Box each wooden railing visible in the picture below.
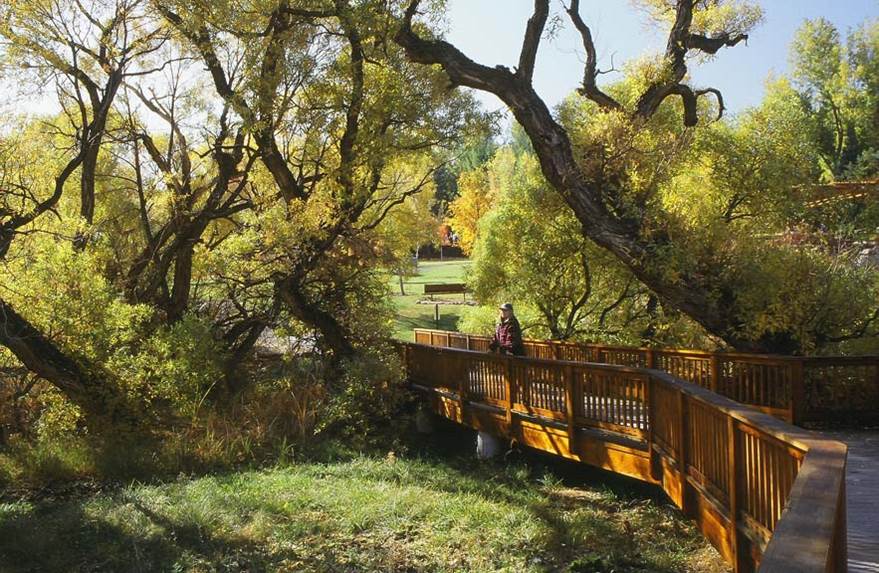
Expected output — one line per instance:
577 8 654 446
413 329 879 426
402 342 848 573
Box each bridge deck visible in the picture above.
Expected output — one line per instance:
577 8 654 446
826 430 879 573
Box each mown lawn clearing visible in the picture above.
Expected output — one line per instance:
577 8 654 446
390 259 472 340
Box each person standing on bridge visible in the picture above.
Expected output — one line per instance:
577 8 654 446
489 303 525 356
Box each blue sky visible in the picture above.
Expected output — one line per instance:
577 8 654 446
445 0 879 118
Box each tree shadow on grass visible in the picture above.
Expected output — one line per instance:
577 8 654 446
0 493 314 573
394 312 460 334
0 500 180 573
0 488 450 573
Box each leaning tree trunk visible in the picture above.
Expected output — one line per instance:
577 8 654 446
277 278 357 363
0 298 135 427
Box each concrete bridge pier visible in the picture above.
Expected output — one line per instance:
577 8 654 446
476 431 504 460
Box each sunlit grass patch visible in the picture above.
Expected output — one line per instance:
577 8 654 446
0 452 727 572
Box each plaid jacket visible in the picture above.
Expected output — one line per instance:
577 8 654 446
492 316 525 356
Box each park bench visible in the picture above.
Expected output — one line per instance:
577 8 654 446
423 283 468 299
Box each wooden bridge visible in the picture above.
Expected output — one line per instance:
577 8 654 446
401 331 854 573
414 329 879 427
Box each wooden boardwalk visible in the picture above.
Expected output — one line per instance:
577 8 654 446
826 430 879 573
404 342 849 572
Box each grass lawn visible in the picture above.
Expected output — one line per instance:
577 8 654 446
0 428 726 573
390 259 473 341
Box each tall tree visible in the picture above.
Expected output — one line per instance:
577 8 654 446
0 0 169 244
791 18 879 180
157 0 483 365
0 0 166 420
392 0 857 352
0 0 482 419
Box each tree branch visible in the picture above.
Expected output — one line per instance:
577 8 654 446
516 0 549 82
397 0 519 94
634 0 745 124
565 0 622 111
686 31 748 54
158 5 307 202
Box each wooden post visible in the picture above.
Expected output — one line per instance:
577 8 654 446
505 355 514 426
456 352 466 424
833 472 848 573
790 359 806 425
564 363 576 458
727 415 742 572
710 354 720 393
646 376 659 480
645 348 655 369
677 389 690 515
465 333 471 351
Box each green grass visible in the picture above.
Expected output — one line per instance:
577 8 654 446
390 259 473 340
0 432 726 573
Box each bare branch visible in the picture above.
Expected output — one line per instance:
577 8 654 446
696 87 725 120
397 0 518 94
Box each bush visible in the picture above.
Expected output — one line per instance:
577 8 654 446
319 346 412 450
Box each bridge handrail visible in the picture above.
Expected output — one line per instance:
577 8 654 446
401 342 847 572
412 328 879 426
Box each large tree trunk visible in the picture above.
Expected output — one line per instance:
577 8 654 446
501 98 752 348
167 240 197 323
79 142 100 225
73 70 122 250
72 142 101 251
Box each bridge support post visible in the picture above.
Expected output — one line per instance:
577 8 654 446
476 431 503 460
415 406 435 434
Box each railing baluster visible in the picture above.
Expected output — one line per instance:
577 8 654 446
727 416 741 571
456 351 465 423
